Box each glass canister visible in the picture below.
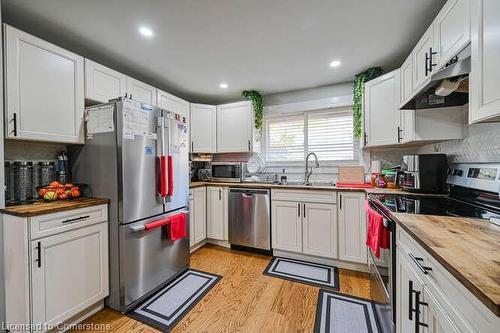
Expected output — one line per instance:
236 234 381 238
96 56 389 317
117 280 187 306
38 161 55 186
13 161 34 202
382 169 399 189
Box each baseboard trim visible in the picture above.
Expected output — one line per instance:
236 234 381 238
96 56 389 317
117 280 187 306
55 300 104 331
273 250 369 273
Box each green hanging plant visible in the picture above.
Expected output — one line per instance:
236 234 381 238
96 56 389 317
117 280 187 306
353 67 383 139
241 90 263 132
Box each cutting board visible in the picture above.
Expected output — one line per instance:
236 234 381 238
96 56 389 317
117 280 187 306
338 166 365 184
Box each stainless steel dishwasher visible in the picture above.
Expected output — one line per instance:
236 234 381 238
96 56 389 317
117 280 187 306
228 188 271 250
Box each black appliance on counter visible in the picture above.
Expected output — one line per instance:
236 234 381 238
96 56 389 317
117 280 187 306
367 162 500 333
399 154 449 193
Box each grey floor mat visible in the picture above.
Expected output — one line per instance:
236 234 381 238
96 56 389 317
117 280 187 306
263 256 339 290
129 269 221 332
314 290 382 333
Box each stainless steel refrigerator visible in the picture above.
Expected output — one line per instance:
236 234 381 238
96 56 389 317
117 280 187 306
70 98 190 312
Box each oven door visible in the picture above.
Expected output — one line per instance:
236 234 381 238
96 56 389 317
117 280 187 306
369 247 393 333
211 162 242 182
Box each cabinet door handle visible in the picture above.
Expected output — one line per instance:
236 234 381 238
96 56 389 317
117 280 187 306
303 203 306 218
429 47 437 73
414 291 429 332
12 113 17 137
298 203 301 217
408 280 414 320
339 194 342 210
248 140 251 151
218 188 221 200
425 52 430 77
191 141 194 152
35 241 41 268
397 126 402 143
364 132 368 146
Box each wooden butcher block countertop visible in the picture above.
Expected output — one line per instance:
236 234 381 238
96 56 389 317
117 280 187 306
1 197 110 217
393 213 500 316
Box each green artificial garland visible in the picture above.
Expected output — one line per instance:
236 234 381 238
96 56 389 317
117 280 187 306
353 67 383 139
241 90 263 132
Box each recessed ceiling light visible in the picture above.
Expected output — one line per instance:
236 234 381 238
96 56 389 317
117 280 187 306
329 60 341 68
139 26 153 37
219 82 228 89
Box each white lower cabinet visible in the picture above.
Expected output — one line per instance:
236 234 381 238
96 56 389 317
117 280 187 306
31 223 109 327
271 200 303 253
189 187 207 248
3 204 109 332
271 190 337 259
396 250 426 333
302 203 337 258
207 186 228 240
397 225 498 333
338 192 367 264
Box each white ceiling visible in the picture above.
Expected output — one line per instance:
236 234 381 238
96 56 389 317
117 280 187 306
1 0 446 103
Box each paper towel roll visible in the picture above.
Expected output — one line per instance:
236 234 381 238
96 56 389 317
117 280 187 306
372 161 381 173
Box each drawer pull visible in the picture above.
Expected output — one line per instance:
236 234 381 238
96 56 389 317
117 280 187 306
62 215 90 224
409 253 432 275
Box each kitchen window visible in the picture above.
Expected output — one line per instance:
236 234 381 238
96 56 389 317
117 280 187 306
263 107 358 163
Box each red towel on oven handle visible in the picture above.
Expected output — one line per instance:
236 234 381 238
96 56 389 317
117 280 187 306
365 201 389 258
169 212 187 241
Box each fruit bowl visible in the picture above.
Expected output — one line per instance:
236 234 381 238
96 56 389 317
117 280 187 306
36 182 86 202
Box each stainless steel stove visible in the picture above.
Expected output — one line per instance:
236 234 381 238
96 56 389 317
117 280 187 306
367 162 500 333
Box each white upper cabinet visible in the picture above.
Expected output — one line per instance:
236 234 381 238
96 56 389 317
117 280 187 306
364 69 401 146
216 101 253 153
400 54 413 108
125 77 157 106
469 0 500 123
433 0 471 69
412 25 437 93
190 103 217 153
4 24 85 143
84 59 126 103
338 192 367 264
157 89 189 118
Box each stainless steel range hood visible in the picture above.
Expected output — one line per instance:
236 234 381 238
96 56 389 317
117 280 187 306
400 47 470 110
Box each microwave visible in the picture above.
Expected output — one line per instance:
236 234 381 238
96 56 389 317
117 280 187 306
211 162 245 182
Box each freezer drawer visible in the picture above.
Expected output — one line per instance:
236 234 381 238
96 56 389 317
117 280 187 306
228 188 270 250
120 209 189 310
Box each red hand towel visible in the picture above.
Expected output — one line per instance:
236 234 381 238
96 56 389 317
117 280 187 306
365 201 389 258
169 213 187 241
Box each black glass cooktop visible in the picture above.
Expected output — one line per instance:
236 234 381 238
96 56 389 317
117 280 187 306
371 193 500 220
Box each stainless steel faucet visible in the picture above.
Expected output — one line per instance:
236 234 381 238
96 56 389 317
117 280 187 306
304 152 319 185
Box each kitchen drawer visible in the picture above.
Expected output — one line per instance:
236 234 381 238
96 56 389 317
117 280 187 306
271 189 336 204
30 204 108 240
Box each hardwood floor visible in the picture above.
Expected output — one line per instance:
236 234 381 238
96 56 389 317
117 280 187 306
72 244 371 333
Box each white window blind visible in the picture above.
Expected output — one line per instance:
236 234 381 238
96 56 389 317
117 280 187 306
307 111 354 161
263 108 357 163
265 115 304 162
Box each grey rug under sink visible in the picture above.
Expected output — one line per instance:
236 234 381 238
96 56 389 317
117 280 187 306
263 256 339 290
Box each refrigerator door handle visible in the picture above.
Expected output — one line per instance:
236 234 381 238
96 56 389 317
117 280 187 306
157 114 169 199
